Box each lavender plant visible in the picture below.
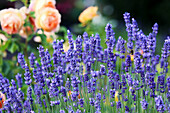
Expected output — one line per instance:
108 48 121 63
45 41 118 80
0 12 170 113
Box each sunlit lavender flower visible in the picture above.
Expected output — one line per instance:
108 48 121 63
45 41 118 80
34 84 42 106
158 75 165 93
166 77 170 102
11 79 17 93
147 33 156 56
125 55 131 72
116 101 121 109
45 49 52 69
155 96 165 112
67 30 74 51
83 32 89 42
3 99 12 112
79 98 84 107
71 75 80 92
76 35 83 57
60 110 65 113
115 36 122 52
24 100 31 112
15 73 22 88
123 12 130 27
119 38 126 59
43 99 47 109
18 53 25 69
134 52 142 73
124 12 133 51
132 18 139 41
125 106 130 113
100 65 106 75
89 98 95 106
152 23 158 37
140 99 148 110
17 88 24 102
29 53 36 68
105 23 115 40
38 45 45 58
95 33 102 52
60 86 66 97
110 89 116 98
1 78 10 98
50 100 60 106
27 86 33 105
24 64 32 85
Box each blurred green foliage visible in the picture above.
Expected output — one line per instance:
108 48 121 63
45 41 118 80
97 0 170 34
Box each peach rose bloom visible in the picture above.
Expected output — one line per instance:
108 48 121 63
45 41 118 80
0 8 26 34
0 92 6 108
35 7 61 32
78 6 98 25
29 0 56 12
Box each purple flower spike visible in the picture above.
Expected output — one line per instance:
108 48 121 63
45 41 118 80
17 53 25 69
132 18 139 41
155 96 166 112
140 99 148 110
15 73 22 88
116 101 121 109
123 12 131 26
28 53 36 68
125 55 132 72
100 65 106 75
152 23 158 37
105 23 115 40
24 64 32 85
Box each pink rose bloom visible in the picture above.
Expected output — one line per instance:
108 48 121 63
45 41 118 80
35 7 61 32
0 8 26 34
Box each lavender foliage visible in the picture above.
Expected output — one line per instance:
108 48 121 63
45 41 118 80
0 12 169 113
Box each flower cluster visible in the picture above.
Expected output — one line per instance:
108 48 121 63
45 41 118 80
0 0 61 36
0 12 170 113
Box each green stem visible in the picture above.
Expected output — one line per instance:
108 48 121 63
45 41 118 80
0 53 2 73
0 37 4 73
23 0 28 8
24 38 30 67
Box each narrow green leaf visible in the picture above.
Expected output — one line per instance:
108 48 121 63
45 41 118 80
8 42 19 53
27 34 35 41
1 39 11 51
